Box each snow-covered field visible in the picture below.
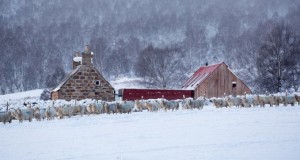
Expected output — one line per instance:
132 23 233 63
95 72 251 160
1 89 300 160
0 89 44 110
1 105 300 160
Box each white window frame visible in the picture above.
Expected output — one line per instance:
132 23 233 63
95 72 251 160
95 80 101 86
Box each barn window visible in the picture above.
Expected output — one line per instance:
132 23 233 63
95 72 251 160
95 80 100 86
232 81 237 88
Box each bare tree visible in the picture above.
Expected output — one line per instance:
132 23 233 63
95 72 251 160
256 22 300 93
135 45 187 89
90 36 110 74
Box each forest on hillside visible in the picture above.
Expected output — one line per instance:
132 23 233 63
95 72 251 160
0 0 300 94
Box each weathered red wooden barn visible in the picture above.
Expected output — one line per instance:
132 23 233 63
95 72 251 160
182 62 252 98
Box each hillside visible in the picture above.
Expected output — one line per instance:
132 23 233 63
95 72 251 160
0 0 299 94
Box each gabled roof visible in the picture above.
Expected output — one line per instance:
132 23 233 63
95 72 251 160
52 65 113 92
182 62 224 90
52 65 82 92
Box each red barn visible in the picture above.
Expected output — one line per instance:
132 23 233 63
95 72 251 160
182 62 252 98
118 88 194 101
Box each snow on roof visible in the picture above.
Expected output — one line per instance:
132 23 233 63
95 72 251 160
73 56 82 62
182 62 223 89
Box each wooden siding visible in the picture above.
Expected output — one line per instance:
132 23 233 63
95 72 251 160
194 63 251 98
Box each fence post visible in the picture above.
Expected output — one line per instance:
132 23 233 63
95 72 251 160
6 102 9 111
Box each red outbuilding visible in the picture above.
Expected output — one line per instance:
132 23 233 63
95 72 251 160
182 62 252 98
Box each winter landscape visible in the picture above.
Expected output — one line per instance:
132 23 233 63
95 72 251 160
1 0 300 160
1 0 300 93
1 90 300 160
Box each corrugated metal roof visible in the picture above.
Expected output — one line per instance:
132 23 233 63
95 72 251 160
182 62 223 89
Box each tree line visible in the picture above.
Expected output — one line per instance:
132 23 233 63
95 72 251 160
0 0 299 94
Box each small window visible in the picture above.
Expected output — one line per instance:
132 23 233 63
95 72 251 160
232 81 237 88
95 80 100 86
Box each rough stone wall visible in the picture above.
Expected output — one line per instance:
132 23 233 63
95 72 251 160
54 65 114 101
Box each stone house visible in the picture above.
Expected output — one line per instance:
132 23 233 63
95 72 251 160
51 45 115 101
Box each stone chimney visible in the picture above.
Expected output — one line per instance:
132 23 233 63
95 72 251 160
85 44 91 53
82 45 93 65
72 51 82 69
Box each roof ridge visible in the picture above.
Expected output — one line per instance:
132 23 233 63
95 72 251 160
182 62 223 89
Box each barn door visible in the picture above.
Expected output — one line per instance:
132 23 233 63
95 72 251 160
232 81 237 97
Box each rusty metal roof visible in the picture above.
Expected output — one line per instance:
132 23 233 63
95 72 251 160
182 62 223 90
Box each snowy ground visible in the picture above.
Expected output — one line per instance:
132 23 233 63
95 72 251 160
0 89 43 110
1 105 300 160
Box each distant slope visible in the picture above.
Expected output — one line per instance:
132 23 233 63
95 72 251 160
0 89 43 109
